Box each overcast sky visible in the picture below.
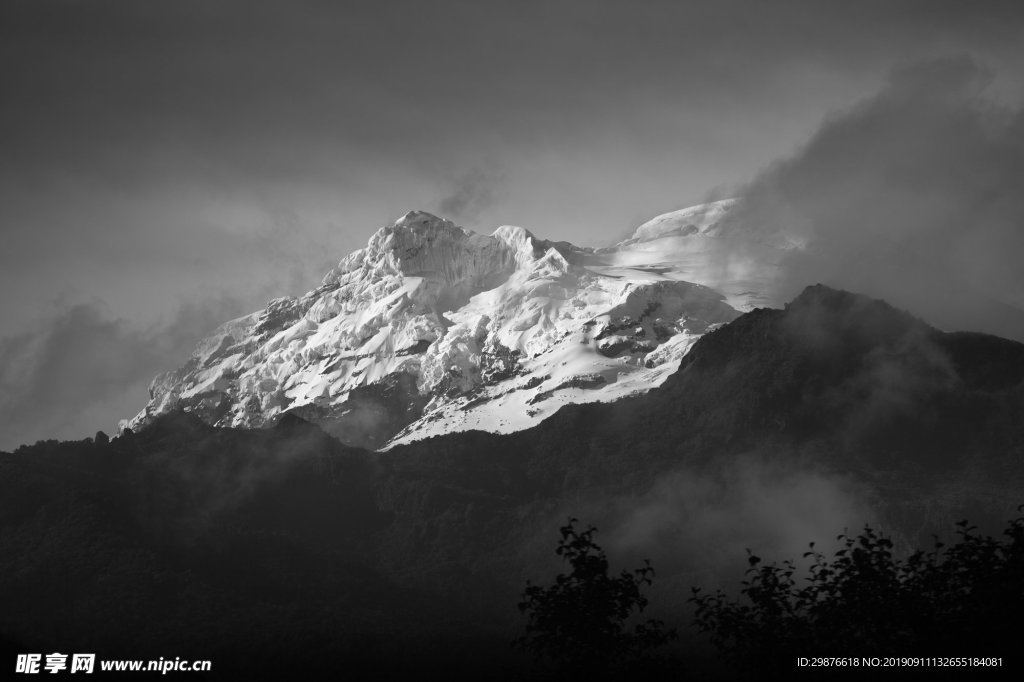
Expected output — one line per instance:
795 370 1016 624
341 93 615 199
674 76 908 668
2 0 1023 449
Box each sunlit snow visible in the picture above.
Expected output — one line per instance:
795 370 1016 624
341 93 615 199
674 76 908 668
125 201 793 449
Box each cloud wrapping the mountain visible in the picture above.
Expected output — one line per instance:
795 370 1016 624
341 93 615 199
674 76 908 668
732 56 1024 339
0 298 242 450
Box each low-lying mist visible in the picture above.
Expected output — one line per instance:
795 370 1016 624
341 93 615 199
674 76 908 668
524 453 877 612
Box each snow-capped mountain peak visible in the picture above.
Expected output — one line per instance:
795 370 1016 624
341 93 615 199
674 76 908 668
125 203 785 449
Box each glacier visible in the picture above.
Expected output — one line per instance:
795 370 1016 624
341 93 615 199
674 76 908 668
125 200 789 449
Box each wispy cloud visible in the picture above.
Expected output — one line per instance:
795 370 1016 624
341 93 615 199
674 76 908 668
436 166 505 225
0 298 242 450
731 56 1024 339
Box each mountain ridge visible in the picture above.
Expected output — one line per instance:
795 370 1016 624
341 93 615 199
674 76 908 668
125 202 775 449
6 284 1024 679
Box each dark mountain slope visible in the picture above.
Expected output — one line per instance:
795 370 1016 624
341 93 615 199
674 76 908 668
371 286 1024 632
390 284 1024 515
3 285 1024 679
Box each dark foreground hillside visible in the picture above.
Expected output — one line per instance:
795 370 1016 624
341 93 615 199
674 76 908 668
3 286 1024 679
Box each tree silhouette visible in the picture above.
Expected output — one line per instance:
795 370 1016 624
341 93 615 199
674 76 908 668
690 509 1024 674
515 518 676 677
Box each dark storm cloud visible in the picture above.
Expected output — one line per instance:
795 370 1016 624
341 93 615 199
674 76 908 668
730 56 1024 339
0 298 243 451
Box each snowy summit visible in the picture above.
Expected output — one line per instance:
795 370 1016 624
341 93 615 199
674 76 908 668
125 200 789 449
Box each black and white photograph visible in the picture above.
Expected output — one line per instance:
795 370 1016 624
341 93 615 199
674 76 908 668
3 1 1024 679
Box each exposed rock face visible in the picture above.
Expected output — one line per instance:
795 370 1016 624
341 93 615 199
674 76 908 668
126 204 775 448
